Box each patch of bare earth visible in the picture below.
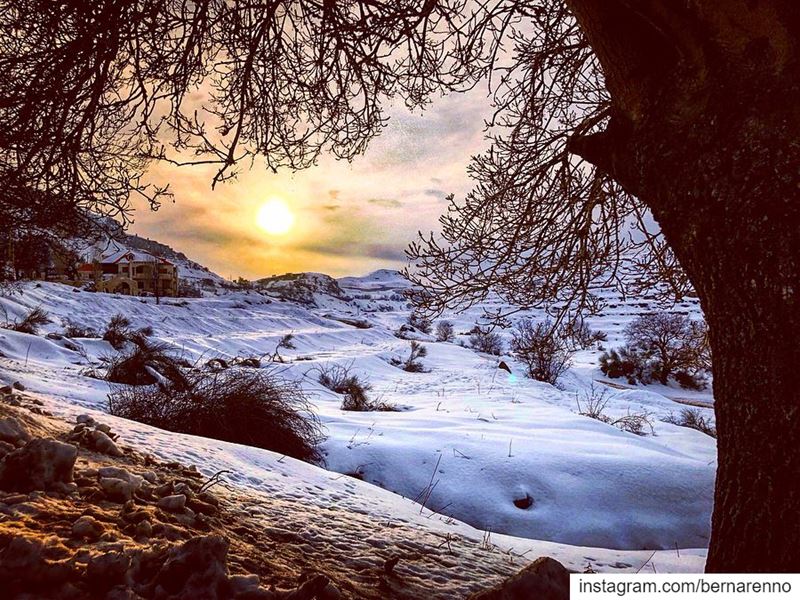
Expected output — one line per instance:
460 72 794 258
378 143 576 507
0 387 568 599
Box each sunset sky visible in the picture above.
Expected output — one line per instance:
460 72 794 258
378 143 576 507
132 88 492 280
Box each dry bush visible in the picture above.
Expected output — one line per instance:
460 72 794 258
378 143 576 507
575 384 612 422
563 317 606 350
106 341 189 389
407 312 432 334
109 367 324 462
317 363 371 402
576 384 654 436
510 319 572 384
435 320 455 342
102 313 153 350
390 341 428 373
3 306 51 335
663 408 717 438
468 327 504 355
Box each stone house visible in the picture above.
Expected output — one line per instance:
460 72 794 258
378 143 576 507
78 249 178 297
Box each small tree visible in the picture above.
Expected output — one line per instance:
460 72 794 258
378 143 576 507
622 312 710 388
391 341 428 373
435 320 455 342
510 319 573 385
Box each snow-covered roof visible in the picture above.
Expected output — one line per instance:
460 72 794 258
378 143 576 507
100 249 173 265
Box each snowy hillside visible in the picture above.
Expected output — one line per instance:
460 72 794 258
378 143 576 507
0 271 714 573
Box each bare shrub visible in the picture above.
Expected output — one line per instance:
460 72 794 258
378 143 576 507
510 319 572 384
435 320 455 342
599 347 642 385
576 385 654 436
106 341 189 388
407 312 432 334
317 363 371 402
278 333 296 349
575 384 611 422
108 368 324 462
391 341 428 373
102 314 153 350
3 306 51 334
663 408 717 438
563 317 606 350
468 327 504 355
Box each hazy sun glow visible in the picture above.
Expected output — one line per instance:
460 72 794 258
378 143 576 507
256 197 295 235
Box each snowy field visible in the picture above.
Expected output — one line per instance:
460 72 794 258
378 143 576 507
0 272 715 573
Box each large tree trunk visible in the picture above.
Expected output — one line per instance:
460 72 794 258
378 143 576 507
566 0 800 571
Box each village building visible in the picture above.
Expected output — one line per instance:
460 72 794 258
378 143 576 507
78 249 178 297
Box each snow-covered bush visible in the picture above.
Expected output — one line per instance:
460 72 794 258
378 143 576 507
108 368 324 462
435 320 455 342
468 327 504 355
2 306 51 335
510 319 573 384
663 408 717 438
601 312 710 389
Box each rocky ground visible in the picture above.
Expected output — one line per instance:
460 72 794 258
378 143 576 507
0 384 569 599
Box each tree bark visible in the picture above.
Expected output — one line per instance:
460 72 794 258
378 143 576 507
566 0 800 571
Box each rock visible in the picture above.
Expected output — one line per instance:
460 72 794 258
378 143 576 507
99 477 136 502
86 551 131 591
467 557 570 600
72 515 105 540
158 493 187 512
0 416 32 446
0 438 77 492
77 414 95 425
229 573 261 595
12 381 25 391
89 429 123 456
98 466 144 489
135 519 153 538
0 536 75 586
188 497 218 516
155 481 174 497
197 491 220 507
95 422 112 435
142 470 158 484
0 440 16 457
154 535 230 599
0 385 12 395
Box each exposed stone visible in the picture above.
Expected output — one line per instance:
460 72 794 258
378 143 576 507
467 557 570 600
188 497 218 516
98 466 144 489
89 429 123 456
154 535 231 599
12 381 25 391
0 438 77 492
0 416 31 446
135 519 153 538
99 477 136 502
158 493 187 512
76 414 95 425
86 551 131 591
72 515 105 540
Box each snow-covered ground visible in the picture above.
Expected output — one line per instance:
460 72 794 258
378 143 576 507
0 273 715 573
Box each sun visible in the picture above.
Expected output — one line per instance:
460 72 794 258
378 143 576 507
256 197 295 235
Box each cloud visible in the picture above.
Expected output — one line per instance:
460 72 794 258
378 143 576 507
367 198 403 208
